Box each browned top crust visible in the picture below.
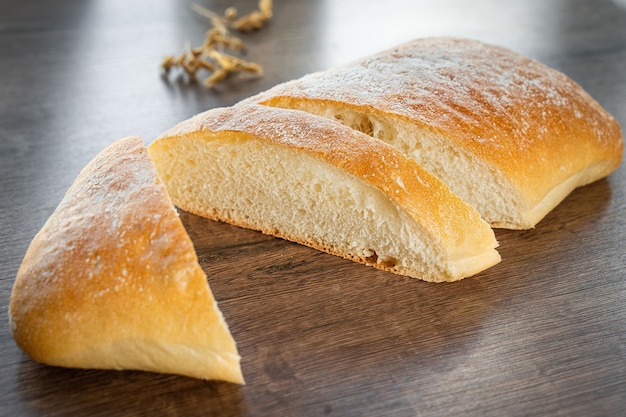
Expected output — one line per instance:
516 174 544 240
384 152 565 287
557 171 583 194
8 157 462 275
250 37 623 210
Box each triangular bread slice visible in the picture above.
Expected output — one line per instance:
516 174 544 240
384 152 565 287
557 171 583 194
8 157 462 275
246 37 624 229
147 103 500 282
9 136 243 383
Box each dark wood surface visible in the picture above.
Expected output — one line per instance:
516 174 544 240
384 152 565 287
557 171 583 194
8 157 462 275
1 0 625 415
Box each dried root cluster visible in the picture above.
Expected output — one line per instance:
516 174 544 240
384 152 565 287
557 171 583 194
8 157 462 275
162 0 272 88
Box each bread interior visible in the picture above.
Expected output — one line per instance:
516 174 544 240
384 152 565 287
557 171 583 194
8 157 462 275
260 99 525 228
149 133 468 282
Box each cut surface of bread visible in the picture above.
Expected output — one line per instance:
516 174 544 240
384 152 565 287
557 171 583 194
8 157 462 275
247 37 624 229
9 136 243 383
148 104 500 282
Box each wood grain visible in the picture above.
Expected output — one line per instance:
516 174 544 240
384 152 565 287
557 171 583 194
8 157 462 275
1 0 625 416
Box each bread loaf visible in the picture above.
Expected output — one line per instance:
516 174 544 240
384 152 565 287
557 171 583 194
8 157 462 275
147 103 501 282
247 37 624 229
9 136 243 383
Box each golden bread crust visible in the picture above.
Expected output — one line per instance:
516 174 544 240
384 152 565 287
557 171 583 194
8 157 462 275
10 136 243 383
249 37 623 228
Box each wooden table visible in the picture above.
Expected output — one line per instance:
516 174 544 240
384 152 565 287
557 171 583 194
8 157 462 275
1 0 625 415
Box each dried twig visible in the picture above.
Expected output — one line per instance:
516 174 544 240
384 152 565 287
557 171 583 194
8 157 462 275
161 0 272 88
230 0 273 31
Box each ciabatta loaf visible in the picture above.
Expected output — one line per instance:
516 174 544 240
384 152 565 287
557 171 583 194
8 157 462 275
147 104 500 282
9 136 243 383
247 37 624 229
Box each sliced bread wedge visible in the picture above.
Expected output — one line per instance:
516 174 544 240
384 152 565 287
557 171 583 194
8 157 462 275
148 104 500 282
9 136 243 383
